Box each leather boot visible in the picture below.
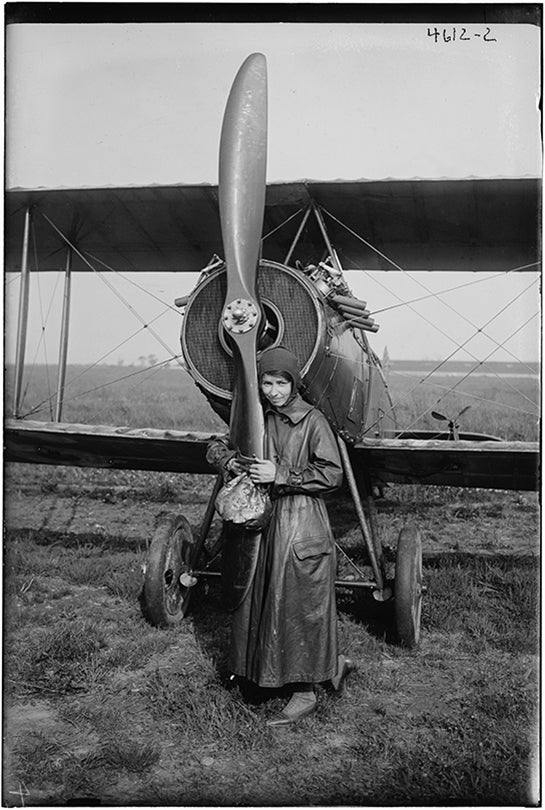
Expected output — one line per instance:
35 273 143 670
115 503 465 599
331 654 356 692
266 690 317 727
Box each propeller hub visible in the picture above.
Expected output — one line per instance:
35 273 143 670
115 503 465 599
222 298 259 334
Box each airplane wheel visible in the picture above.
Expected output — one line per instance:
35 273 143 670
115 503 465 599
394 524 423 648
143 514 198 627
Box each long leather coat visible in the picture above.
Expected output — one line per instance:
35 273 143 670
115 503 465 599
208 394 343 688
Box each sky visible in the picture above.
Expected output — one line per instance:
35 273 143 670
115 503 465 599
4 20 542 368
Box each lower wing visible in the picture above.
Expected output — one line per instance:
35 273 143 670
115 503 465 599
352 437 538 491
4 419 220 474
5 419 539 491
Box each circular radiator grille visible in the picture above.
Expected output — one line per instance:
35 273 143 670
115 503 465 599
182 261 321 397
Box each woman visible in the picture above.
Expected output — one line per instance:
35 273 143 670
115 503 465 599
207 346 354 725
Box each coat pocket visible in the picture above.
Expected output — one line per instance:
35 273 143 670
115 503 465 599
293 536 332 561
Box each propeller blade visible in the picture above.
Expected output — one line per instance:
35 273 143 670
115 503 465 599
457 405 471 419
218 53 268 458
219 53 267 299
431 411 447 422
229 334 264 456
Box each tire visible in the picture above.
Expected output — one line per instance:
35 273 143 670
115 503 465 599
143 514 197 627
394 524 423 648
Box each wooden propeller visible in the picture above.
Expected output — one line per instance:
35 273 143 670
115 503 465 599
218 53 267 458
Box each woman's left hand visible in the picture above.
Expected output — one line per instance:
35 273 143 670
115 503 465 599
249 459 276 484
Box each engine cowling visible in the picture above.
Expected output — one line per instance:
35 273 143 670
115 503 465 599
180 259 396 442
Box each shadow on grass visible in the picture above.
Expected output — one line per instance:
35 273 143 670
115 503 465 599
422 550 538 567
5 525 149 553
337 586 398 645
180 570 401 691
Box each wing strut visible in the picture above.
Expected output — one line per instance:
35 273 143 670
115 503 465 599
13 206 31 418
283 205 312 266
54 248 73 421
312 201 344 276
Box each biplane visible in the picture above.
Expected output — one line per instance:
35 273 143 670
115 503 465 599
5 54 540 647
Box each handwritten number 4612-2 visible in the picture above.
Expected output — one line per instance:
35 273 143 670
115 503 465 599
428 27 497 43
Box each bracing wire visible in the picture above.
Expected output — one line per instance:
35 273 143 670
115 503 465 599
388 369 539 419
325 206 539 375
363 310 540 437
57 353 182 426
96 354 188 424
22 306 175 419
63 306 172 386
313 206 540 431
371 272 540 389
262 208 304 242
372 265 539 317
401 278 539 409
345 251 534 396
322 212 539 412
20 355 183 421
378 305 538 436
14 209 191 422
359 261 539 410
427 311 539 409
324 206 541 278
39 211 185 368
80 250 186 316
326 347 539 427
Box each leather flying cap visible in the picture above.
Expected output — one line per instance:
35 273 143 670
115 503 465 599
257 346 301 387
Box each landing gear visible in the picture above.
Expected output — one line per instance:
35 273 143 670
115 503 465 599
335 439 424 647
143 515 198 627
394 524 423 648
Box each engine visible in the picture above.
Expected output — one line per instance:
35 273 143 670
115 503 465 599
180 259 396 443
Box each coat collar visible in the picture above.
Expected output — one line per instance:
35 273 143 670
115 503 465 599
264 393 314 425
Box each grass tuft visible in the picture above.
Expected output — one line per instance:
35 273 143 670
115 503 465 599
11 620 107 696
82 738 162 772
11 731 67 786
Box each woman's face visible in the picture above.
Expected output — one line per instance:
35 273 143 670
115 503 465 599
260 373 293 408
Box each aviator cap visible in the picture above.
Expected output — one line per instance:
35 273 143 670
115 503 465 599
257 346 301 387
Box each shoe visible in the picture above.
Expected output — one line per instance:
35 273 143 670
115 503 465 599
266 691 317 727
331 654 356 692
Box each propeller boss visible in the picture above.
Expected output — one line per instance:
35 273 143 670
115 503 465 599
222 298 260 334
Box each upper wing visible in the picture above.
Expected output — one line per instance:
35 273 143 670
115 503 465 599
265 178 540 272
5 420 539 491
6 178 539 273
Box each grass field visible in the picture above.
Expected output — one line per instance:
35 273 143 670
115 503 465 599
6 360 540 440
3 363 540 805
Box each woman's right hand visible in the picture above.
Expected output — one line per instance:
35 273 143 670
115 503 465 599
226 457 246 476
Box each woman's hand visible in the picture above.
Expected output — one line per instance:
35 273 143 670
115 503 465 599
226 457 245 476
249 459 276 484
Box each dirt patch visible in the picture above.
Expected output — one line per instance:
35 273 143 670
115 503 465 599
5 465 539 559
5 702 57 734
4 467 221 549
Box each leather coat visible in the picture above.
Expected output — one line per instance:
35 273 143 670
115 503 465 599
208 394 343 687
